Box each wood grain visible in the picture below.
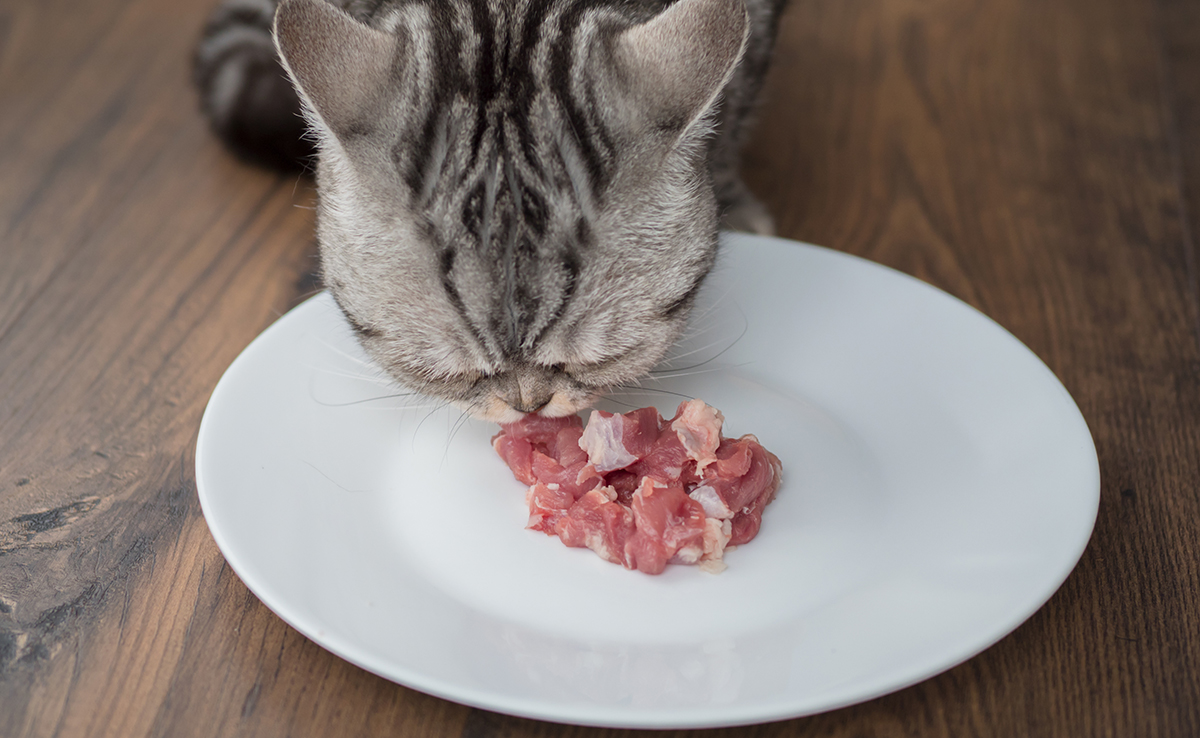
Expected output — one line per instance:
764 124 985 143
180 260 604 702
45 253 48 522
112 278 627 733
1 0 1198 735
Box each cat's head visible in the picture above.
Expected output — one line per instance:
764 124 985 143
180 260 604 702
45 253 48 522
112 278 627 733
275 0 748 422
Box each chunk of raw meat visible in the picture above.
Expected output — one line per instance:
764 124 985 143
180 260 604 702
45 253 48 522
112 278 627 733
579 406 661 472
697 435 783 544
555 487 636 565
530 450 602 499
493 400 782 575
525 482 575 533
500 413 582 446
670 399 725 471
625 425 693 486
493 433 536 485
623 479 708 574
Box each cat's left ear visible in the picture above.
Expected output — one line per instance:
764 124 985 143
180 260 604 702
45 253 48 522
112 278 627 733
274 0 401 139
611 0 750 136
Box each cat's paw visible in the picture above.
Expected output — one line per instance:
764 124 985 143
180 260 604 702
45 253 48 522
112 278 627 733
720 191 776 235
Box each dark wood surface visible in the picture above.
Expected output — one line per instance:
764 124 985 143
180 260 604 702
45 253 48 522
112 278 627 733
2 0 1198 734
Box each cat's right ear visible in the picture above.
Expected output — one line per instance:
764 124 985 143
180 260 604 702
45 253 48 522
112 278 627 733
273 0 400 139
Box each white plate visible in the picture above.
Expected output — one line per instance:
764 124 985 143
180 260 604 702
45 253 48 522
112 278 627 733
196 234 1099 729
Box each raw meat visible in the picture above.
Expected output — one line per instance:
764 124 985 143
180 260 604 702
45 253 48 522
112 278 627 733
492 399 782 574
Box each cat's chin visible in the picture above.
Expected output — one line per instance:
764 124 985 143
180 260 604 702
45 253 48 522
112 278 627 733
460 391 599 425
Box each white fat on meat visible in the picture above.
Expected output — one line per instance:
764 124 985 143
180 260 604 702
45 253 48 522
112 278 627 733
671 399 725 469
579 412 638 472
698 519 733 574
689 485 734 519
670 544 703 565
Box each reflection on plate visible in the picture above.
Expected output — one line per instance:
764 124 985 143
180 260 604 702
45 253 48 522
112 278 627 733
196 234 1099 728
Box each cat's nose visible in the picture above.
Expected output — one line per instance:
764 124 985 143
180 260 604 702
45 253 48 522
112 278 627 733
504 383 554 414
496 367 557 414
509 395 552 414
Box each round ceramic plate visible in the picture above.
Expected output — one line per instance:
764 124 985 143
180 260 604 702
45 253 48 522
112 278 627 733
196 234 1099 729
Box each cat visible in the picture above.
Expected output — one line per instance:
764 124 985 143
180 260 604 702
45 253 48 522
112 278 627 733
194 0 787 423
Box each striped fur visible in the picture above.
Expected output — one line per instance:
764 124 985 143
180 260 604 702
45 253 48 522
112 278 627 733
195 0 787 421
194 0 315 169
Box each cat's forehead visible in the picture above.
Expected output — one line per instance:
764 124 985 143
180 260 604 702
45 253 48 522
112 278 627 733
367 0 628 219
421 144 592 360
411 103 596 244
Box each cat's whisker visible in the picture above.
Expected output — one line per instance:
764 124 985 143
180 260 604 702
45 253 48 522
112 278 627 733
291 169 313 197
667 285 737 338
312 334 385 373
389 392 446 413
302 461 369 495
390 403 448 412
682 285 736 326
641 361 751 380
669 290 744 342
652 309 748 373
412 396 453 442
657 327 740 363
304 364 396 384
294 286 325 301
306 361 414 407
442 408 475 465
597 396 644 410
311 391 423 408
608 384 697 402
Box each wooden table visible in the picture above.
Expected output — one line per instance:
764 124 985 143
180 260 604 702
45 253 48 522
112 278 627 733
2 0 1198 734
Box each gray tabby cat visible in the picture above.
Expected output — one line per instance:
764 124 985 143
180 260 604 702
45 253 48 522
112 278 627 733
194 0 786 422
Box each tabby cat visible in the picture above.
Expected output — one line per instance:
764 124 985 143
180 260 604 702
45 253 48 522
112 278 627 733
194 0 787 422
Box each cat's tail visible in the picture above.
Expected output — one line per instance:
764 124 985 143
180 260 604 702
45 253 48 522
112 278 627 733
193 0 314 171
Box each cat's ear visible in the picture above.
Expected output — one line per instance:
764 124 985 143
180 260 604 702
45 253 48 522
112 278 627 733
613 0 749 135
274 0 401 138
